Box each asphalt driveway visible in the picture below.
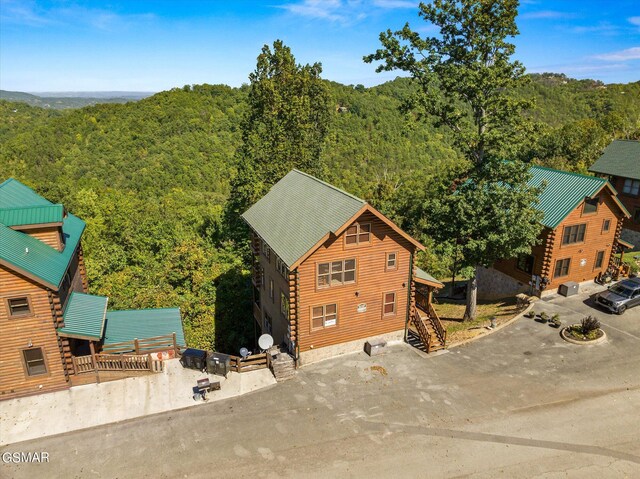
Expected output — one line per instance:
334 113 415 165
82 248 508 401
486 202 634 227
2 285 640 478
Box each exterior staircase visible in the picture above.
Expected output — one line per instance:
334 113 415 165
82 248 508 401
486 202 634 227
269 347 296 382
410 290 447 353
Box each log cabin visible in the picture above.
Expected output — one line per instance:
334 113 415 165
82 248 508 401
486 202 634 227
1 179 185 400
242 170 444 366
479 166 631 299
589 140 640 249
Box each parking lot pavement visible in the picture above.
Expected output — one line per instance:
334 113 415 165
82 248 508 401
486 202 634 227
2 286 639 478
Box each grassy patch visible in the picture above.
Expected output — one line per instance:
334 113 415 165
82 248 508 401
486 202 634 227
434 296 520 344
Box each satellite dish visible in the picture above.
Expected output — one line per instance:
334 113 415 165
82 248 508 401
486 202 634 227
239 347 250 358
258 334 274 351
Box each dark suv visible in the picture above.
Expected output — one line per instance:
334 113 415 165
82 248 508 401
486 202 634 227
595 277 640 314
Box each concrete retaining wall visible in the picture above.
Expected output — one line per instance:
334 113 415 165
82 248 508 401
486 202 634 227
299 329 405 366
621 228 640 252
477 266 531 300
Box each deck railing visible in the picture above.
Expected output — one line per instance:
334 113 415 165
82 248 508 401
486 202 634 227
100 333 179 355
428 302 447 346
73 353 163 374
228 353 270 373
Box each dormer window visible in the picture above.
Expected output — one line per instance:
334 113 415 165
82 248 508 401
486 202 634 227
345 222 371 246
583 197 599 215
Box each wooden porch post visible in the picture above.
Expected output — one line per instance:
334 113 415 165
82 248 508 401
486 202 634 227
89 341 100 384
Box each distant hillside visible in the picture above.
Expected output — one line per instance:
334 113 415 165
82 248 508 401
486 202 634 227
0 90 153 109
0 73 638 352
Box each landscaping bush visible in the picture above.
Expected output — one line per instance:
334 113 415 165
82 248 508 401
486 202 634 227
525 310 535 318
580 316 600 335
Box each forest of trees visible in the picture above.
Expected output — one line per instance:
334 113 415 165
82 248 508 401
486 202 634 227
1 66 639 350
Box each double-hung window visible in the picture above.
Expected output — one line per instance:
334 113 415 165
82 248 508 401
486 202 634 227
311 304 337 330
386 252 398 271
554 258 571 278
562 224 586 245
383 292 397 316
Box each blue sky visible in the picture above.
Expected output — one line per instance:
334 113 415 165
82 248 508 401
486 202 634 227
1 0 638 92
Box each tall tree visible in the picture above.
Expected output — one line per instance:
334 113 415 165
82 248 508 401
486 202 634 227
365 0 543 320
225 40 332 241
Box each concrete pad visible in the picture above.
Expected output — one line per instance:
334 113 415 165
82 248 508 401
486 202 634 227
0 359 276 446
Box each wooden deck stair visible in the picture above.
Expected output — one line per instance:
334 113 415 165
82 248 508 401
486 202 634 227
410 302 447 353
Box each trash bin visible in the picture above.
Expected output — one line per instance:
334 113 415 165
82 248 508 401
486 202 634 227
180 348 207 371
207 352 231 378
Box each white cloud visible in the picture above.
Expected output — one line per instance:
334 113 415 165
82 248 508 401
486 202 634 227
520 10 574 20
281 0 345 22
279 0 417 24
373 0 416 8
570 22 618 35
593 47 640 61
0 0 155 31
629 16 640 27
0 0 51 26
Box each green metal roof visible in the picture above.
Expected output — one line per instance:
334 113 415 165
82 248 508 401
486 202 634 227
59 292 108 340
0 204 64 227
528 166 609 229
242 170 366 268
589 140 640 181
0 178 52 208
0 178 86 289
415 267 443 287
103 308 185 347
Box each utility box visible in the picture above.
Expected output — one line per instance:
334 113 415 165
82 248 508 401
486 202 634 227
364 339 387 356
558 281 579 297
207 352 231 378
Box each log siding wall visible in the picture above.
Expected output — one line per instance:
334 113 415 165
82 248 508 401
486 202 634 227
21 226 63 251
296 211 415 353
494 191 625 292
0 265 70 400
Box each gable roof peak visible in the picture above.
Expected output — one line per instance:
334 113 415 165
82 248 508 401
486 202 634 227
289 169 366 204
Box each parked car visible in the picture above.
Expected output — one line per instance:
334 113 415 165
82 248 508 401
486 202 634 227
595 277 640 314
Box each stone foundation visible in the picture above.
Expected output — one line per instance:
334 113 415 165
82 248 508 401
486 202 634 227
477 266 531 300
298 329 405 366
620 228 640 252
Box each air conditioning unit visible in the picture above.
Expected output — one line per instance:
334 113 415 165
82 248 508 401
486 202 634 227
558 281 579 297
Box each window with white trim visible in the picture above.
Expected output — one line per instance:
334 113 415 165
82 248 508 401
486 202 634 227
386 252 398 271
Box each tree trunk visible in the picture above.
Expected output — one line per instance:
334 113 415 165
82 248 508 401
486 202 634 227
463 268 478 322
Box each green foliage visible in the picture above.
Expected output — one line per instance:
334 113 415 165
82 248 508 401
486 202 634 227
1 49 638 348
366 0 542 320
225 40 332 241
580 316 601 335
